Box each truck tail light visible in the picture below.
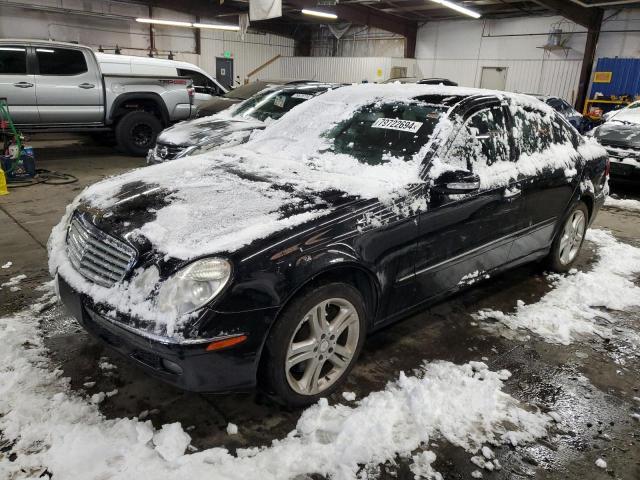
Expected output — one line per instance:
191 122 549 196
605 158 610 177
187 86 195 99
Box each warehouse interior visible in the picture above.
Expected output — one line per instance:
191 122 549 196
2 1 640 480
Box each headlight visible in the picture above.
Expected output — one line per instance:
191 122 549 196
156 258 231 317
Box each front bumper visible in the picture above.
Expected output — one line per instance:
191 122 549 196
57 274 276 393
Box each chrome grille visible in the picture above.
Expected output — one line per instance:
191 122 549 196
153 142 187 161
66 216 137 287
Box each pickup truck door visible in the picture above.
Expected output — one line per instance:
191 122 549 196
33 46 103 124
0 45 39 124
177 68 225 109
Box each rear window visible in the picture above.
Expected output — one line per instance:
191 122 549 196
224 82 269 100
0 46 27 74
234 88 327 122
325 101 446 165
36 48 87 75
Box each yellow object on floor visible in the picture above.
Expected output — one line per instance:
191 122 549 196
0 168 8 195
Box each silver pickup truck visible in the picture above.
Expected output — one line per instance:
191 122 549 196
0 40 194 155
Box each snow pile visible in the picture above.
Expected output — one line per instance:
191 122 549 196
476 229 640 345
595 458 607 469
0 273 26 291
0 299 550 479
605 195 640 212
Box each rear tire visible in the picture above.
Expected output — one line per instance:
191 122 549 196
115 111 162 156
262 282 367 407
547 201 589 272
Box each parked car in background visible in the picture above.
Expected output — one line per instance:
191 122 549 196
383 77 458 86
148 83 341 163
96 53 227 110
530 94 586 132
588 120 640 184
0 40 194 155
195 79 314 117
51 84 607 407
602 100 640 122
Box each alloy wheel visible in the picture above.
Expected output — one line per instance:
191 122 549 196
558 209 586 265
285 298 360 396
130 123 154 148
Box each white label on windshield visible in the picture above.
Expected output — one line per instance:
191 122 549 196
372 118 423 133
273 95 286 108
292 93 313 100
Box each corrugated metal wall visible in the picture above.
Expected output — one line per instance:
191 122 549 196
199 31 295 86
415 16 588 102
590 57 640 98
256 56 418 83
416 58 582 101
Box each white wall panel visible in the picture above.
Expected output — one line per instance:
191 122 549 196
415 15 588 100
256 56 418 83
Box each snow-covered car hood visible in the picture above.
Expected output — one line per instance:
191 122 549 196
592 121 640 149
156 115 264 147
605 108 640 124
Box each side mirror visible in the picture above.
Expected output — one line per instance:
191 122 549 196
432 169 481 194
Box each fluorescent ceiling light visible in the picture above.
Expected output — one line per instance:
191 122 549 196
429 0 481 19
301 9 338 19
136 18 193 27
193 23 240 31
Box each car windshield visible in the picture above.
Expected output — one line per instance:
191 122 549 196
223 82 270 100
324 101 447 165
233 87 329 122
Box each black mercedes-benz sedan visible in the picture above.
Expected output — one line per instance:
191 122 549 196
50 85 608 406
147 82 340 164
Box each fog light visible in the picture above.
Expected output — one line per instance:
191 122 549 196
161 358 183 375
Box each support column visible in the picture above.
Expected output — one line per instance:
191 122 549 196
575 10 603 112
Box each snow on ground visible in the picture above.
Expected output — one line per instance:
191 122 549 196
476 229 640 345
605 195 640 212
0 273 26 291
0 286 550 480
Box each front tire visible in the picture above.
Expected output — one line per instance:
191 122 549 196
547 201 589 272
115 111 162 156
262 283 367 407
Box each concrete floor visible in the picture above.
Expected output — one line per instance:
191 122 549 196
1 141 640 479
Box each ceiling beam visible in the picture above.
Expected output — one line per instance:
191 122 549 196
531 0 603 28
285 0 418 57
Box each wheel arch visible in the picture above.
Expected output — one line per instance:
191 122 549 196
109 93 170 126
255 262 381 388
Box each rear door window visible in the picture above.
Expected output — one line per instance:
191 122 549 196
0 46 27 74
36 48 87 75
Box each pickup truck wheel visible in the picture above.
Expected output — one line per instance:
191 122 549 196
115 111 162 156
262 283 367 407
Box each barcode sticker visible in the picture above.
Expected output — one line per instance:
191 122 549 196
292 93 313 100
371 118 423 133
274 95 286 108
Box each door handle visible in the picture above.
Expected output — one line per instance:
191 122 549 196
78 83 95 89
13 81 33 88
503 186 521 200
